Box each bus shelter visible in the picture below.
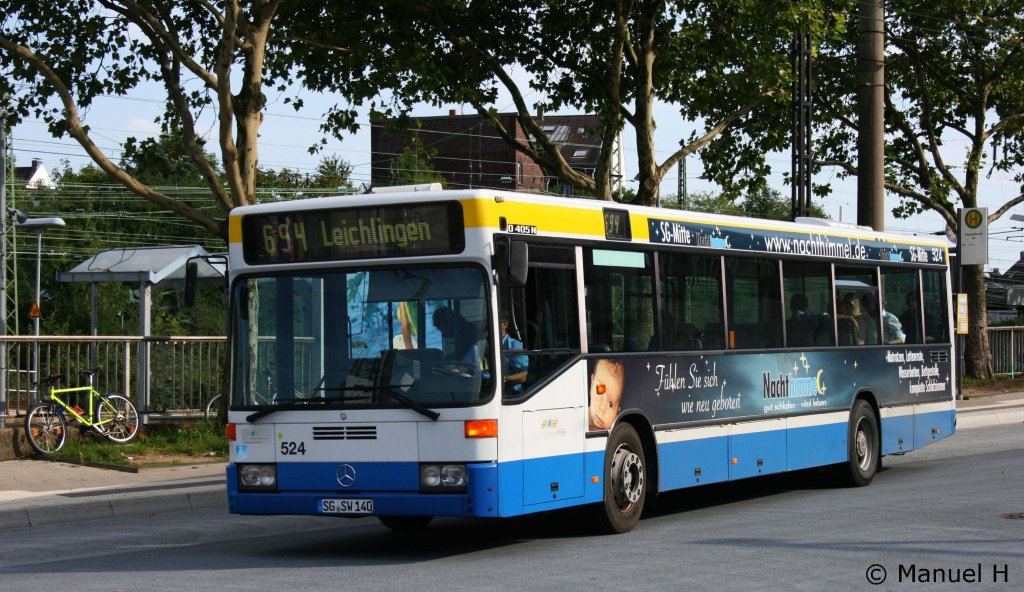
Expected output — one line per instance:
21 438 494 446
57 244 225 338
56 245 225 418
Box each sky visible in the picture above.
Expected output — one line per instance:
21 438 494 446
7 82 1024 274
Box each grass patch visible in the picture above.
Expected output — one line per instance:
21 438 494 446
50 422 227 467
963 374 1018 389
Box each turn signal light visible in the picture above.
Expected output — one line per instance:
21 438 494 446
226 423 236 440
465 419 498 438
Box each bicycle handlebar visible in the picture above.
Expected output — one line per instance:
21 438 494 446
32 374 64 389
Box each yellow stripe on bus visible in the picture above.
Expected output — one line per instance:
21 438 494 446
460 198 609 237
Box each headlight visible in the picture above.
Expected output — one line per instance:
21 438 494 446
238 464 277 491
420 463 467 492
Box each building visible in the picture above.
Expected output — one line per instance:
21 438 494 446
13 158 55 190
370 111 618 195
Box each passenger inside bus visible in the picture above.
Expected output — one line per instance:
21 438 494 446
837 297 863 345
787 293 826 347
431 306 480 366
500 314 528 393
899 291 939 344
860 292 905 345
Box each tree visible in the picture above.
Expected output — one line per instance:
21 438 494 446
0 0 296 239
285 1 843 205
811 1 1024 379
388 135 446 187
14 160 225 337
665 187 828 219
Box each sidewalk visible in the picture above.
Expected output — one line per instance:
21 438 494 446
0 460 226 530
0 393 1020 532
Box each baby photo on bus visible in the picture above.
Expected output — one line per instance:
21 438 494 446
589 358 625 431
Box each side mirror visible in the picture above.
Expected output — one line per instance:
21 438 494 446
184 261 199 307
508 241 528 288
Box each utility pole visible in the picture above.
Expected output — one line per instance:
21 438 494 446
1 105 7 425
791 23 812 220
857 0 885 231
677 157 687 210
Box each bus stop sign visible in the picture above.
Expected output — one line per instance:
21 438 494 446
959 207 988 265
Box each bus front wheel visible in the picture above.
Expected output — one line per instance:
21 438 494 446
841 400 879 487
598 423 646 533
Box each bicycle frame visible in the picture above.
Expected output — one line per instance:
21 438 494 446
47 385 115 431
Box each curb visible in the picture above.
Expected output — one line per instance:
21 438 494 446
957 408 1024 430
0 485 226 531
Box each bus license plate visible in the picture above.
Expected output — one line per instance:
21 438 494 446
320 498 374 514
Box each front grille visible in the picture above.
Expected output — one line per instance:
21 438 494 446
312 426 378 440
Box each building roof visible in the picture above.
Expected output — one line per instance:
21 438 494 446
13 159 55 189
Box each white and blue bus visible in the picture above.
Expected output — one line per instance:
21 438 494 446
218 187 954 533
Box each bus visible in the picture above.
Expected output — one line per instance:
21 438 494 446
213 186 954 533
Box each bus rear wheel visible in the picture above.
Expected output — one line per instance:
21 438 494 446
598 423 646 533
840 400 879 487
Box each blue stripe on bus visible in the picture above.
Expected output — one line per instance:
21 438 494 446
227 410 956 519
881 414 915 454
914 408 955 448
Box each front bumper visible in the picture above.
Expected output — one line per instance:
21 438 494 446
226 461 499 518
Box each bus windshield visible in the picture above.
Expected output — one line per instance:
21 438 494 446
230 266 494 411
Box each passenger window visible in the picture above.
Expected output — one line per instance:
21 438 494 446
921 269 949 343
783 261 834 347
725 257 782 349
880 268 916 345
835 267 879 345
584 249 656 352
659 253 722 351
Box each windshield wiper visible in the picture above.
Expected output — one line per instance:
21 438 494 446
322 385 440 421
245 397 338 423
380 385 440 421
246 386 441 423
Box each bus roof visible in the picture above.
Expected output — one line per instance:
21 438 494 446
228 188 950 260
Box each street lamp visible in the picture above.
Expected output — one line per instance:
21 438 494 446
13 211 65 400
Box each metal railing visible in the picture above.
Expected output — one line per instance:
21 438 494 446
988 326 1024 376
1 335 226 421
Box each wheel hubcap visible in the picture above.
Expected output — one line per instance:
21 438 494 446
855 418 872 471
610 444 644 509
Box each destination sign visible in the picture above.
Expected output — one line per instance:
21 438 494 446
242 202 464 264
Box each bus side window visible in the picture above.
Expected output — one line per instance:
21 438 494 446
921 269 949 343
659 252 722 352
782 260 834 347
725 257 783 349
584 249 656 352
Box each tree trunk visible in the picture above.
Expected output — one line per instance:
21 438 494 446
632 2 660 207
963 264 992 379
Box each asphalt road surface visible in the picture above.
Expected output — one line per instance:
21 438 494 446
1 425 1021 592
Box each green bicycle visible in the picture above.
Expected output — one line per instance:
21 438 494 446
24 370 140 455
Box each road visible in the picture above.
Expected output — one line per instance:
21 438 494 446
1 425 1021 592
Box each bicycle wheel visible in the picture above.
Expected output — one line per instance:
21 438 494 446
24 402 67 455
96 395 140 443
204 394 221 422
